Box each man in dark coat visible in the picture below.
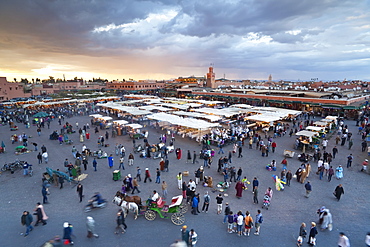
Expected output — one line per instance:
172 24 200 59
21 211 34 236
334 184 344 201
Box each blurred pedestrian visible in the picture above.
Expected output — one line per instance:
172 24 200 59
34 202 48 226
338 232 350 247
63 222 74 245
162 181 168 199
86 216 99 238
115 209 127 234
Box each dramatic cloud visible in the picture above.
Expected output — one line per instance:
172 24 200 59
0 0 369 81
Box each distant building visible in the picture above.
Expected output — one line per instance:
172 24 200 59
268 74 272 82
0 77 31 101
106 80 165 91
31 80 104 95
206 66 216 88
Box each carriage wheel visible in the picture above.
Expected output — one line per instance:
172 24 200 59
179 204 188 214
171 213 185 225
144 210 156 221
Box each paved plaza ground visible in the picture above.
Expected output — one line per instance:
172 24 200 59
0 114 369 247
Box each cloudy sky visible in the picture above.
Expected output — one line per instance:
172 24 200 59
0 0 369 81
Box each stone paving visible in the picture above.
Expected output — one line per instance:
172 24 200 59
0 114 369 247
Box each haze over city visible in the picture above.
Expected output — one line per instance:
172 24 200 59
0 0 369 81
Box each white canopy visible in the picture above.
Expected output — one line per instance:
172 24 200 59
89 114 103 118
147 112 219 129
295 130 319 138
99 116 113 121
325 116 338 121
313 121 328 127
306 126 325 132
244 115 282 123
113 120 129 125
125 123 143 129
172 111 222 122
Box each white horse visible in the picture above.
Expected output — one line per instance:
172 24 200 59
112 196 139 220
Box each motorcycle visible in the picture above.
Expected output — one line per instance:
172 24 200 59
1 160 25 173
134 144 143 153
84 198 107 212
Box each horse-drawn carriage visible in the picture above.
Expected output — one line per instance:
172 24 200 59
113 192 187 225
143 195 187 225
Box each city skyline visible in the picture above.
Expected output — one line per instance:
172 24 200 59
0 0 369 81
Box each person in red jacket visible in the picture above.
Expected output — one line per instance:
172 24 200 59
271 141 277 153
144 168 152 183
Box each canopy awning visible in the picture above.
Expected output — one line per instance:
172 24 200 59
125 123 143 129
295 130 319 138
113 120 129 125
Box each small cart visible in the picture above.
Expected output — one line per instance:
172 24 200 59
283 149 295 158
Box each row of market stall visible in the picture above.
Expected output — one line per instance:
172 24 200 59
295 116 338 152
94 96 303 143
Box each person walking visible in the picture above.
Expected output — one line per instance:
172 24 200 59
86 216 99 238
63 222 73 245
346 154 353 168
193 151 197 164
115 209 127 234
328 166 334 182
82 158 88 171
76 184 83 203
334 184 344 201
305 181 312 198
202 191 210 213
191 194 199 215
59 175 64 189
223 202 230 223
21 211 34 237
338 232 350 247
187 150 192 163
253 186 259 204
144 168 152 183
336 165 344 179
181 225 190 246
92 158 97 171
297 222 307 246
308 222 318 246
254 210 263 235
286 170 293 186
189 229 198 247
238 146 243 158
216 194 224 215
118 157 125 170
177 172 183 190
332 146 338 159
236 167 242 181
136 167 141 182
128 153 134 166
131 177 141 194
161 181 168 199
42 151 48 164
37 152 42 164
108 154 114 168
34 202 48 226
155 168 161 184
42 185 49 204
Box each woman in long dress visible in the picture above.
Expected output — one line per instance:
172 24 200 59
235 181 244 199
335 165 344 179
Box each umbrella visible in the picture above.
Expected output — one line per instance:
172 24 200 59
33 112 49 118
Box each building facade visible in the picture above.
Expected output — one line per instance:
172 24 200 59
0 77 31 101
